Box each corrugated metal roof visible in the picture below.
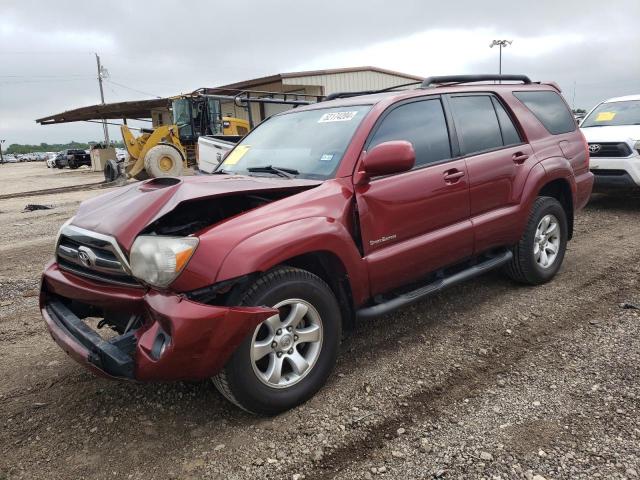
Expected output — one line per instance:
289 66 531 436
36 98 170 125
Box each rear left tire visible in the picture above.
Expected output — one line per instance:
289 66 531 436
213 267 341 415
504 196 568 285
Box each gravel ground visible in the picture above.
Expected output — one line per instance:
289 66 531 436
0 163 639 480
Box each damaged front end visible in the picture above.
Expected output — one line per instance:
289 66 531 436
41 262 277 381
42 175 323 381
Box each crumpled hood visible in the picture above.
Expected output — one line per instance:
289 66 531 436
581 125 640 144
71 175 321 250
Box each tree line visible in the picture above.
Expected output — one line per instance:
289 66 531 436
5 141 125 154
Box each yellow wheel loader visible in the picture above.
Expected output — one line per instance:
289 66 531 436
119 94 249 180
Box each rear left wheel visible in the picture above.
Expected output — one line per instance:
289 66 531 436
213 267 341 415
504 196 568 285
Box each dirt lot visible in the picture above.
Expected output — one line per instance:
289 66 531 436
1 162 639 480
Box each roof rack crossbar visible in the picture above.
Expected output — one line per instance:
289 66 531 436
421 74 532 88
323 81 423 101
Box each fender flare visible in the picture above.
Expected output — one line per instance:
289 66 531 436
539 156 578 204
513 157 575 239
215 217 369 305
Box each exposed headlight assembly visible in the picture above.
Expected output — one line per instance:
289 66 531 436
130 236 198 288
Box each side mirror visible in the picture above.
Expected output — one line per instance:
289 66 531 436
357 140 415 183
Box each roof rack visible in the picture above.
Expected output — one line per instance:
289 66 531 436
421 74 532 88
323 81 423 101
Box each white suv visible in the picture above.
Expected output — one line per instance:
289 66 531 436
580 95 640 191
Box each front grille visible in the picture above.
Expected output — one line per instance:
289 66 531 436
588 142 632 158
56 225 140 287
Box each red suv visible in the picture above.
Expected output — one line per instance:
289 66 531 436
41 74 593 414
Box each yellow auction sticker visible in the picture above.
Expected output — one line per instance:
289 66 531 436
595 112 616 121
223 145 250 165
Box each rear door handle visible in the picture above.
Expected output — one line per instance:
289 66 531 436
512 152 529 164
443 169 465 184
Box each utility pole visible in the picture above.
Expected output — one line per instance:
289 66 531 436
95 53 110 145
0 139 5 164
489 40 513 78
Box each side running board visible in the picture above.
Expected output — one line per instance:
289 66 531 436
356 250 513 320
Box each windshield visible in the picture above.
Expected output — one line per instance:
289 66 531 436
217 105 372 180
581 100 640 128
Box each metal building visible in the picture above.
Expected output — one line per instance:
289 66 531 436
215 66 423 119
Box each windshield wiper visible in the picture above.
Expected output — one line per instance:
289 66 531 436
246 165 299 178
212 168 232 174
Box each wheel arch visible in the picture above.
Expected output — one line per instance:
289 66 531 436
279 251 356 330
538 177 574 239
537 157 576 240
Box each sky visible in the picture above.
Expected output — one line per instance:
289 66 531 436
1 0 639 146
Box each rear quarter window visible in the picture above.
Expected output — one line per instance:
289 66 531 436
513 90 576 135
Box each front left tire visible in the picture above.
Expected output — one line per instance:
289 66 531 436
144 144 184 178
213 267 341 415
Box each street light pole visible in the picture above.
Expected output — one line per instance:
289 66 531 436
489 40 513 78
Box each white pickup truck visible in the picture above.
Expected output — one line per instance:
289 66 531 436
580 94 640 192
196 136 236 174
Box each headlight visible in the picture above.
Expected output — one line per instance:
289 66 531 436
130 236 198 288
55 216 75 251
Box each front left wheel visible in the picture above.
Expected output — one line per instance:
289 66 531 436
143 144 184 178
213 267 341 415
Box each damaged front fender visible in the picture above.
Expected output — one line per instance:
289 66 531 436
136 292 278 381
41 262 277 382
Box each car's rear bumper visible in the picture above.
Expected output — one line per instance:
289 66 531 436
575 170 595 210
41 261 276 381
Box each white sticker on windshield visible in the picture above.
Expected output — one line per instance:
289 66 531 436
318 111 358 123
320 154 334 162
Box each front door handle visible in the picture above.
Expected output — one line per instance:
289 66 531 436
512 152 529 164
443 169 465 184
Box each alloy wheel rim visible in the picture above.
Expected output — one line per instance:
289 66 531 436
250 298 323 389
534 214 560 269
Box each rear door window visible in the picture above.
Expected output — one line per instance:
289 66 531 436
449 95 504 155
513 90 576 135
369 98 452 168
491 97 522 146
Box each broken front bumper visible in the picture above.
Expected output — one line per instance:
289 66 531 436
40 261 276 381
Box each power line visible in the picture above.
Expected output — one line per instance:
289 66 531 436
0 51 94 55
0 74 93 78
104 79 162 98
0 78 92 85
